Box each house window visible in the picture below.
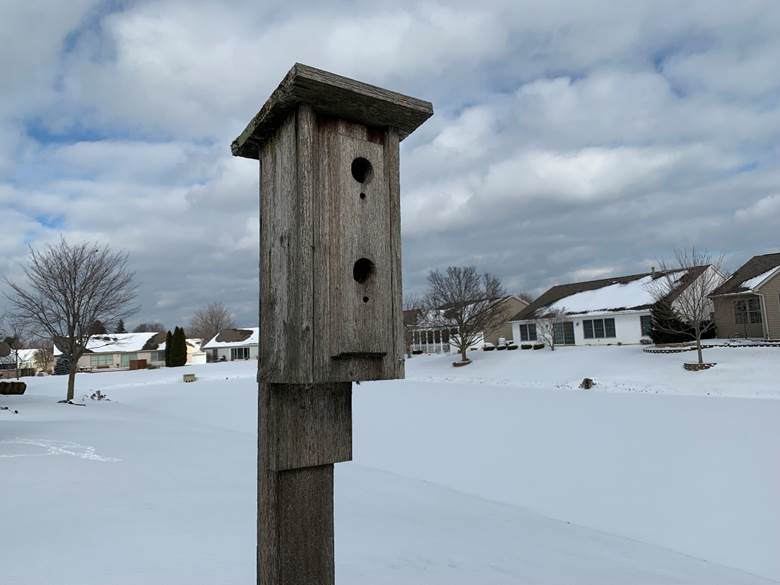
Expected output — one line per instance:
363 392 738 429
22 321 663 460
518 323 537 341
90 354 113 368
582 318 616 339
231 347 250 360
640 315 652 336
120 353 138 368
553 322 575 345
151 351 166 363
735 299 762 324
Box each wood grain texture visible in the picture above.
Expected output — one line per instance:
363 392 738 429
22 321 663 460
325 130 390 358
260 109 314 384
313 116 403 382
232 63 433 159
259 384 343 584
270 382 352 471
277 465 335 585
384 128 406 380
258 382 279 585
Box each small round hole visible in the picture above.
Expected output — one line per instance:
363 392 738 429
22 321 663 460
362 296 369 303
359 192 366 200
353 258 375 284
351 157 373 184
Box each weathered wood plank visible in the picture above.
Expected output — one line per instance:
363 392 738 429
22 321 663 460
270 382 352 471
260 109 316 384
384 128 405 380
292 105 316 383
232 63 433 159
258 383 279 584
278 465 335 585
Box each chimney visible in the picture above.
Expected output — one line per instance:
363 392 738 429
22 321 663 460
651 266 656 277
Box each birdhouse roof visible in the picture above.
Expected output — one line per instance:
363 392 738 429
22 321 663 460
231 63 433 159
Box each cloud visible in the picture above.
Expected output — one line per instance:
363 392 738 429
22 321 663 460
735 194 780 222
2 0 780 325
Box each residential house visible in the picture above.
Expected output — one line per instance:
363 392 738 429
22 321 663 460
0 348 47 377
510 266 718 346
202 327 259 362
53 332 168 371
406 296 529 353
158 338 208 365
710 253 780 340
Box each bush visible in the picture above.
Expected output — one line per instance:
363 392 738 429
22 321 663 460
650 302 718 344
533 343 544 350
482 343 495 351
521 344 532 350
496 344 506 351
507 343 518 350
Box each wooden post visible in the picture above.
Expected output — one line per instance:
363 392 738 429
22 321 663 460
232 63 433 584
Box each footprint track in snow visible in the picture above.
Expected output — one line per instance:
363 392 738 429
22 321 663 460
0 438 121 462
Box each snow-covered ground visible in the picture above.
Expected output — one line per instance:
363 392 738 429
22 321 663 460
2 345 778 584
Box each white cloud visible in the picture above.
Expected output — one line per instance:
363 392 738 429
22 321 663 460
2 0 780 321
735 194 780 222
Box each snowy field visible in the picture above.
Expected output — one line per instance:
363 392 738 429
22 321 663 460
2 345 779 584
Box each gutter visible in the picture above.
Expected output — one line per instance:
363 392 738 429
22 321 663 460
756 290 771 340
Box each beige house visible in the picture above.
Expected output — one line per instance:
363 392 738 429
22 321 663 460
53 332 168 371
159 338 207 365
710 253 780 340
405 296 529 353
0 348 48 378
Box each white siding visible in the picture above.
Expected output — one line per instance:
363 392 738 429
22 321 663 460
572 312 649 345
211 345 259 362
513 311 651 346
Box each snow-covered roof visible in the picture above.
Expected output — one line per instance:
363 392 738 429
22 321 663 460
547 275 659 314
711 252 780 296
0 348 40 362
202 327 259 349
512 267 707 321
740 267 780 291
53 332 165 356
157 338 204 352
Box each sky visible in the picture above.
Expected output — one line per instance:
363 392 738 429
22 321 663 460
2 0 780 329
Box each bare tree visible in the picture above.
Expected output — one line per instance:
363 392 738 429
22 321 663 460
0 316 29 379
649 248 726 365
132 322 166 333
423 266 506 365
5 238 137 402
189 302 235 342
31 340 54 374
402 293 424 358
535 307 567 351
516 290 534 303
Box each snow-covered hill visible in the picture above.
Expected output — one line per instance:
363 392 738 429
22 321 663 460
2 347 778 584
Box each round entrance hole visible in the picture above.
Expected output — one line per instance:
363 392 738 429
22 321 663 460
351 157 373 184
353 258 375 284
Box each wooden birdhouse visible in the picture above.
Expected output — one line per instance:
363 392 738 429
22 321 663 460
232 63 433 384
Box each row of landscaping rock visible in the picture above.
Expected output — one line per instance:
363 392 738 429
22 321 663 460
0 381 27 395
483 343 545 351
644 341 780 354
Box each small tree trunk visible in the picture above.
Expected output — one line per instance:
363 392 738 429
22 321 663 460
695 337 703 365
460 345 468 363
67 366 77 401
